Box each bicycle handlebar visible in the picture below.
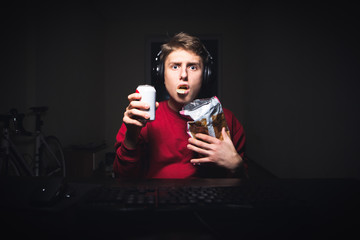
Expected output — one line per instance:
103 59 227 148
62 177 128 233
0 107 49 136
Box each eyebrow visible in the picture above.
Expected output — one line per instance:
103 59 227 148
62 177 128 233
168 61 201 66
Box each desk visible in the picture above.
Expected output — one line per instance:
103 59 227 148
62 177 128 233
1 177 360 240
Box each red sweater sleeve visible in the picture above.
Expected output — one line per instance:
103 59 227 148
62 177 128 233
224 108 248 177
113 124 147 178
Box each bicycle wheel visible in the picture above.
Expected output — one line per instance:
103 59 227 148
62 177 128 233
39 136 66 177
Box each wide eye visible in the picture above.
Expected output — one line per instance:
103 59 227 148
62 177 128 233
171 64 179 70
189 65 198 70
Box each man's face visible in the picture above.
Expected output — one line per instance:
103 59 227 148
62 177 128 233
164 48 203 110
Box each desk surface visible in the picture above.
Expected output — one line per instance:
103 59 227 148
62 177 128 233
1 177 360 240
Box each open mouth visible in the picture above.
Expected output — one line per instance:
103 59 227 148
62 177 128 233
176 84 189 94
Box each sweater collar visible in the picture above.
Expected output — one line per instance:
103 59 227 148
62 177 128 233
164 100 192 121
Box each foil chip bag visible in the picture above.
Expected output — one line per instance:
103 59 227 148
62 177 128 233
180 96 230 140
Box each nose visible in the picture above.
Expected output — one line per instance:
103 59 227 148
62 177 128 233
180 65 188 81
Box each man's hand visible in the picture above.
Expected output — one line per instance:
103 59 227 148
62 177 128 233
123 92 159 149
187 127 243 171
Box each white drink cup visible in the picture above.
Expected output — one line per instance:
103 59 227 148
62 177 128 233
136 85 156 121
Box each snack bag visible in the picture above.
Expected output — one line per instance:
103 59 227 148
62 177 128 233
180 96 230 140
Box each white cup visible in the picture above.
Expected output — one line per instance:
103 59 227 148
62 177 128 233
136 85 156 121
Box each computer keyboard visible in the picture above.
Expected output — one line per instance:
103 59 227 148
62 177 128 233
79 184 290 211
78 178 360 212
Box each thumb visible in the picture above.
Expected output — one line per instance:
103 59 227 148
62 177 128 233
221 127 230 141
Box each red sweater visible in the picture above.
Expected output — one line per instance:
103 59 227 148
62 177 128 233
113 100 247 179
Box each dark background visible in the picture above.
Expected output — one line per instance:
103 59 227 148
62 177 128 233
1 0 359 179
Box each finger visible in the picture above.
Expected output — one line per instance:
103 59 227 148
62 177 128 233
221 127 230 141
123 115 147 127
128 93 142 102
190 158 212 164
128 100 150 110
187 143 209 156
195 133 220 144
126 108 150 120
155 102 159 109
188 137 212 150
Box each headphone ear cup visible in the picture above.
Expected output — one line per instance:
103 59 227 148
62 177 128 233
152 50 164 84
202 65 208 85
203 55 213 85
203 64 212 85
157 61 164 83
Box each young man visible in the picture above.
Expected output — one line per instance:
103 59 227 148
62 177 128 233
114 32 247 178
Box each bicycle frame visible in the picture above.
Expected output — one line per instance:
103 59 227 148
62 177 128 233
1 127 33 176
1 107 65 177
34 130 40 176
34 131 64 176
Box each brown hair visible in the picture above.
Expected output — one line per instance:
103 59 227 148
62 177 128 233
160 32 210 65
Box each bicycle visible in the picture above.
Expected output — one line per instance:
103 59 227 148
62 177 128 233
0 107 66 177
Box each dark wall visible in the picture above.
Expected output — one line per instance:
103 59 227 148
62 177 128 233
241 3 360 178
1 1 359 178
1 2 106 145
